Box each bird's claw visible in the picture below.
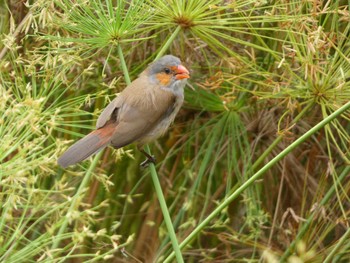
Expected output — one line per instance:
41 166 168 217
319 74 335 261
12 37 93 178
140 155 156 168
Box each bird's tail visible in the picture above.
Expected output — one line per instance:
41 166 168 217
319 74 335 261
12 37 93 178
58 123 116 168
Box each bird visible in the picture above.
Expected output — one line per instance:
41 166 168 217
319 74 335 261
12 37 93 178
58 55 190 168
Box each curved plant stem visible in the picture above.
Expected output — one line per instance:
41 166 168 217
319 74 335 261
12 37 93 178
51 151 103 250
164 101 350 263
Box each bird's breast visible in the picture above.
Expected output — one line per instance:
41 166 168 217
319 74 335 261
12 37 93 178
137 93 184 145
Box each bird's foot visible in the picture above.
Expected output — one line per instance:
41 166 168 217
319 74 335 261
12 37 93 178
140 155 156 168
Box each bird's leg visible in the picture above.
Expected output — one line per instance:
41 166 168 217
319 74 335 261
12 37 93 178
138 147 156 168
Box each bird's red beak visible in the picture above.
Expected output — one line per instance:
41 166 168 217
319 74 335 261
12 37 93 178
175 65 190 80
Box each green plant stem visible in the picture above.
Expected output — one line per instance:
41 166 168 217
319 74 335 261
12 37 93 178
152 27 184 262
164 100 350 263
51 151 103 250
118 44 183 262
281 165 350 261
155 26 181 59
145 145 184 263
117 45 131 84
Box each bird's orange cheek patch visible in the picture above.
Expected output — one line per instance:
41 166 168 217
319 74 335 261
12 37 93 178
156 73 172 86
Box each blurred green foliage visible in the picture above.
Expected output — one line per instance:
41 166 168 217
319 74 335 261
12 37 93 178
1 0 350 262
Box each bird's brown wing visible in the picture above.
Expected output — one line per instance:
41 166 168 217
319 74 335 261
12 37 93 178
96 96 123 129
96 75 175 149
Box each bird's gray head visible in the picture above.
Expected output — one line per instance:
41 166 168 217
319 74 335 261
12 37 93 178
147 55 190 88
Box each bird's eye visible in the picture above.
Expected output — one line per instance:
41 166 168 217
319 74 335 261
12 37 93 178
164 68 171 74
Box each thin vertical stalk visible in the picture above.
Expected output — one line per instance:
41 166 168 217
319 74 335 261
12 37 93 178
164 100 350 263
117 45 131 84
119 44 184 262
145 145 184 263
152 27 184 262
156 26 182 59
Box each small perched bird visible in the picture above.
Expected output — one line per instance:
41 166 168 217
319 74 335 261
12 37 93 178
58 55 190 168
